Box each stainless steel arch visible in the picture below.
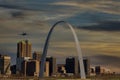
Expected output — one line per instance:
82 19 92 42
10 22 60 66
39 21 86 79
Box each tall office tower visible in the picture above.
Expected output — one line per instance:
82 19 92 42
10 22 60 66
16 40 32 73
46 56 57 76
83 57 90 76
33 51 42 61
17 40 32 58
0 54 11 75
65 57 90 76
65 57 79 75
21 59 40 77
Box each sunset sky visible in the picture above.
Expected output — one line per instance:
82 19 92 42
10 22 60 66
0 0 120 73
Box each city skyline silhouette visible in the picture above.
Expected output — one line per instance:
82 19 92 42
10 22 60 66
0 0 120 73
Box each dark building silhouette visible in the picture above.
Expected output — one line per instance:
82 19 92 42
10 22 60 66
65 57 90 76
46 57 57 76
95 66 107 75
65 57 78 75
10 65 16 74
95 66 101 75
21 59 39 77
83 57 90 76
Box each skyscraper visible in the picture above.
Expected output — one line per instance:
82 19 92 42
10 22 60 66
17 40 32 58
65 57 90 76
16 40 32 73
65 57 79 75
83 57 90 76
46 56 57 76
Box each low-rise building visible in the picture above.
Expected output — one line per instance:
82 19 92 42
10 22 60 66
0 54 11 75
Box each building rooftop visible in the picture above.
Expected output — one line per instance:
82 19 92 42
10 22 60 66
18 40 31 44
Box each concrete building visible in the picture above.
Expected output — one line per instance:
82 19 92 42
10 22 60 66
21 59 39 77
0 55 11 75
46 56 57 76
17 40 32 58
44 61 49 77
33 51 42 61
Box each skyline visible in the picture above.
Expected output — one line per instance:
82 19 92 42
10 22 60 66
0 0 120 73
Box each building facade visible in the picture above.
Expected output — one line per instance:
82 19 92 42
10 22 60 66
65 57 90 76
0 55 11 75
33 51 42 61
83 57 90 76
65 57 79 75
21 59 39 77
16 57 30 73
17 40 32 58
46 57 57 76
44 61 49 77
16 40 32 73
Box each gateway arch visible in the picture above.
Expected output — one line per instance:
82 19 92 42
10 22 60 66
40 21 86 79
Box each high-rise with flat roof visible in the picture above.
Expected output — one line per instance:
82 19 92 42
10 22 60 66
46 56 57 76
83 57 90 76
65 57 78 75
21 59 39 77
65 57 90 76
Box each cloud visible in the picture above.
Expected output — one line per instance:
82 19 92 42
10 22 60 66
0 3 33 10
10 11 24 18
52 0 120 15
1 0 119 23
78 21 120 31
